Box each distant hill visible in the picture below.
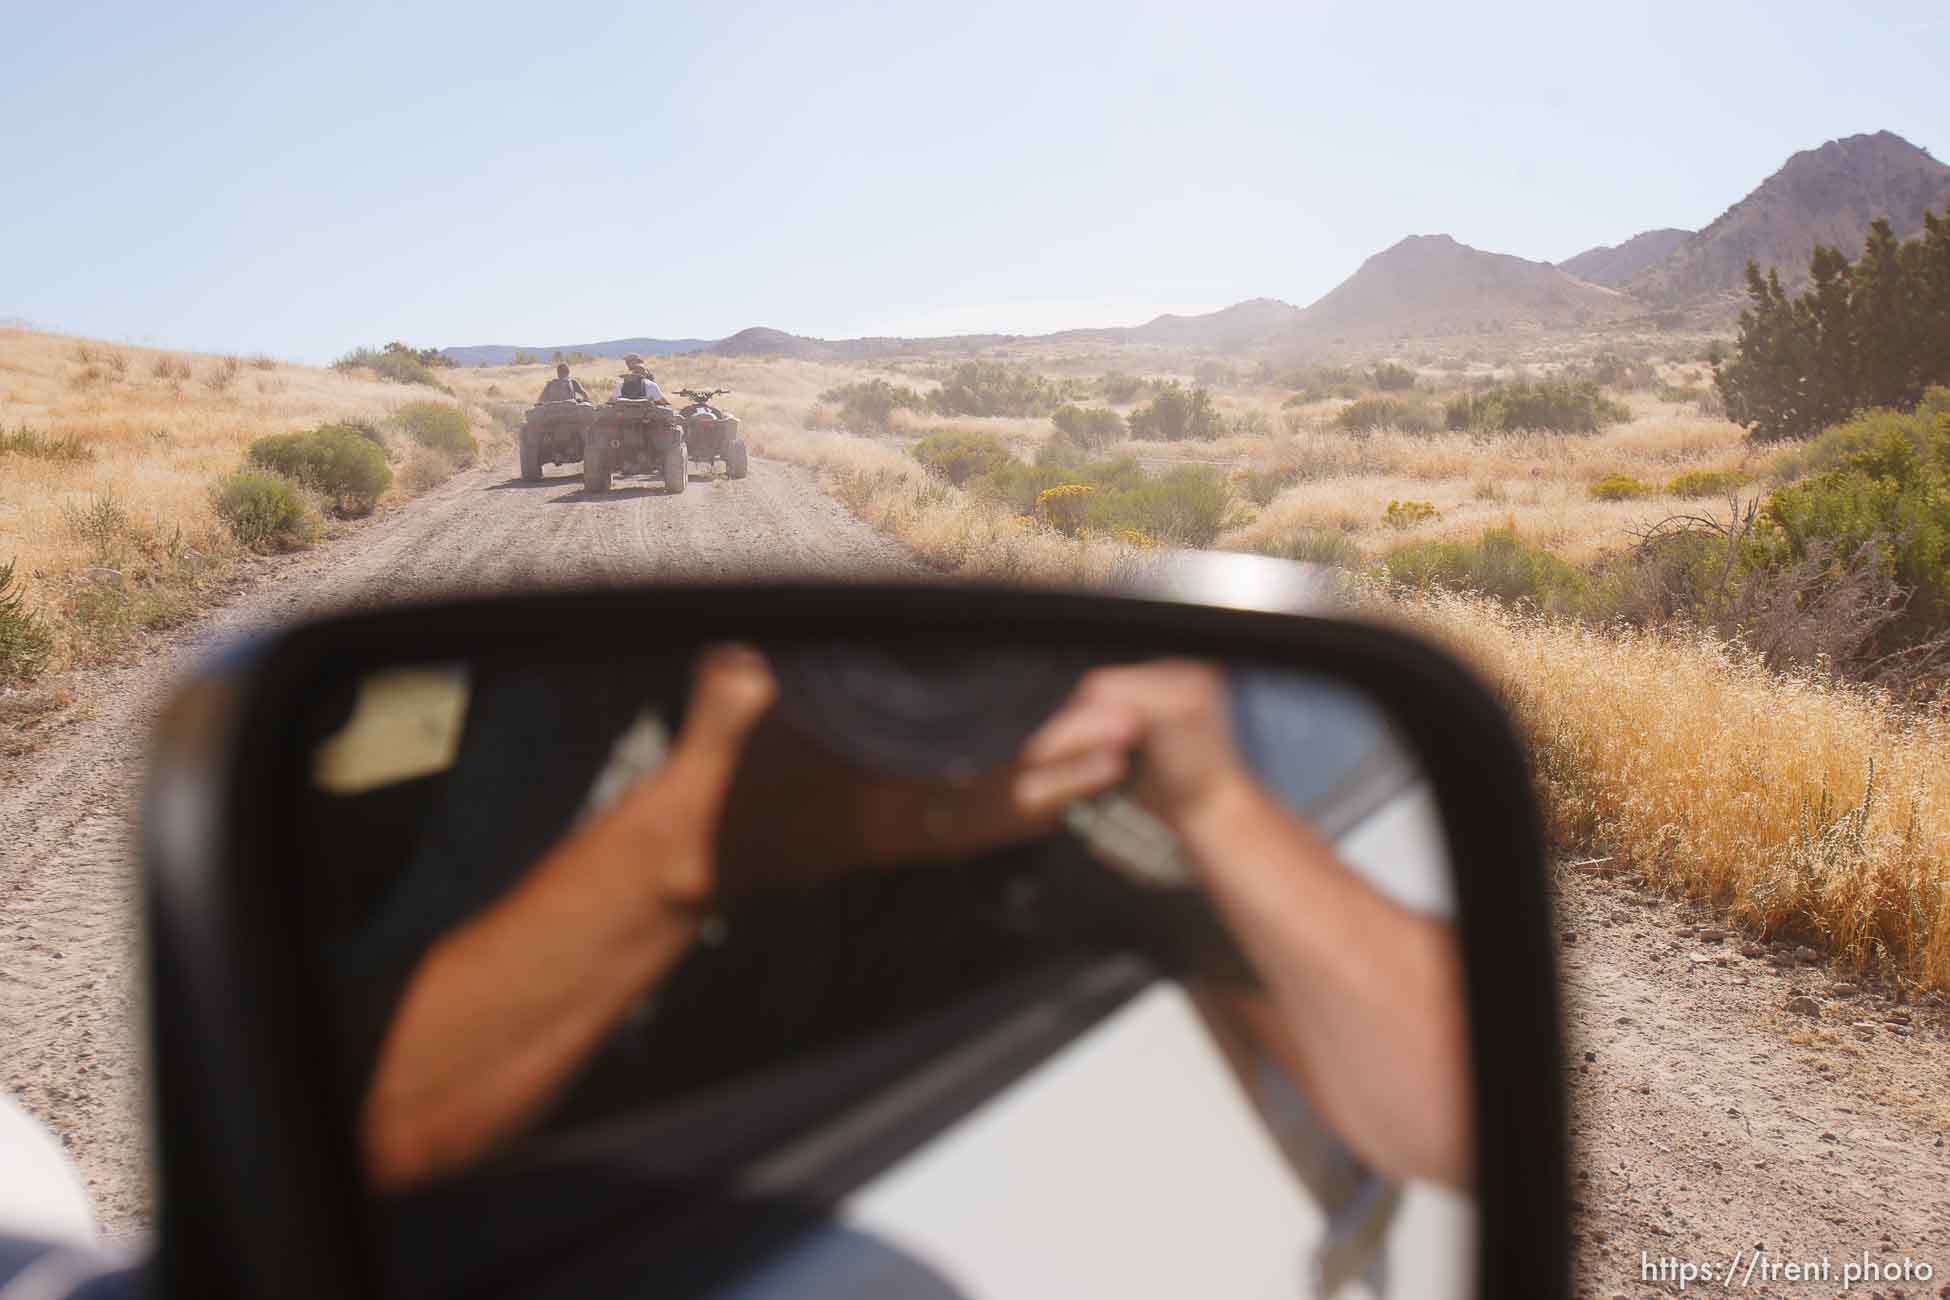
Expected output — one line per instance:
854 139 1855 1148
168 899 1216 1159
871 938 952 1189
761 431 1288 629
1558 229 1693 287
1288 234 1633 343
441 337 711 366
1628 131 1950 305
707 326 826 359
1040 297 1305 349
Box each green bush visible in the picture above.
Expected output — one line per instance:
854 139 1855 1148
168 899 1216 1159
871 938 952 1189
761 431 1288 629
973 453 1145 516
970 452 1229 545
1766 393 1950 484
1764 429 1950 634
212 471 319 552
1667 468 1747 497
0 559 54 683
820 379 928 432
1253 528 1362 569
334 342 450 387
1443 380 1629 434
247 425 392 514
1588 473 1654 502
394 402 477 462
1371 362 1417 391
1086 465 1232 547
912 429 1013 487
1050 404 1125 450
928 362 1061 418
1337 396 1440 436
1098 371 1148 404
1128 382 1224 440
1385 527 1589 612
1235 466 1300 507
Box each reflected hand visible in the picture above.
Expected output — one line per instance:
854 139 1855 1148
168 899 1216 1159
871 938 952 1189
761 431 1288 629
1017 660 1252 836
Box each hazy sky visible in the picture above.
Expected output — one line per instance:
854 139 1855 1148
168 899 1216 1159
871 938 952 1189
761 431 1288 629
4 0 1946 361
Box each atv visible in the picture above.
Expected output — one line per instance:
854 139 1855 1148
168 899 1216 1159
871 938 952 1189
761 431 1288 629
518 399 596 481
677 388 750 480
584 397 690 494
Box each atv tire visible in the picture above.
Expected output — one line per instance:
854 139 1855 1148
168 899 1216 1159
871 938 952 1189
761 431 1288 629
519 429 544 481
584 436 611 494
724 439 749 480
663 443 688 495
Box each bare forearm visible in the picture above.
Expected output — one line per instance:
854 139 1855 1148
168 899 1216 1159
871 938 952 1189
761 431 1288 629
361 782 702 1189
1180 777 1473 1189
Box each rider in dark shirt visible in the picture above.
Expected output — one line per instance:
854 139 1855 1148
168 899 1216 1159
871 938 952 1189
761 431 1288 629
536 363 589 404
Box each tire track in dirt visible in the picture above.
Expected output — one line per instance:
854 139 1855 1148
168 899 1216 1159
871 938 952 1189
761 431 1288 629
0 448 921 1237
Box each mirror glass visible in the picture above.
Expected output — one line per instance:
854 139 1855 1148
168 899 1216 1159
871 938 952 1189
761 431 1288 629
291 641 1475 1300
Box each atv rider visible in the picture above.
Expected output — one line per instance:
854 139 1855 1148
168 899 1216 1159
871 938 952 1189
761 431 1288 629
536 363 589 404
616 354 667 403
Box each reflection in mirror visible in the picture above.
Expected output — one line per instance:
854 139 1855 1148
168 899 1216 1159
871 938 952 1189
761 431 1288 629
294 644 1474 1299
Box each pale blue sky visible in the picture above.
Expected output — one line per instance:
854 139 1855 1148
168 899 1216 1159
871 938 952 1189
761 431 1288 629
4 0 1945 361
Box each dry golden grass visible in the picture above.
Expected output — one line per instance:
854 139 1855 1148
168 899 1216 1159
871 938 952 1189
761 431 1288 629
1381 587 1950 989
0 328 492 669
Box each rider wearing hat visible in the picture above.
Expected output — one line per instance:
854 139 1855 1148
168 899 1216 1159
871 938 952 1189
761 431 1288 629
618 354 667 404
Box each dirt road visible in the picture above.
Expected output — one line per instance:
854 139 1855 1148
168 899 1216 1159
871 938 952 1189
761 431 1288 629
0 452 919 1236
4 449 1947 1292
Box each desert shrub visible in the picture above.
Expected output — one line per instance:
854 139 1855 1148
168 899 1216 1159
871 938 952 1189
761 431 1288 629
928 362 1061 418
1235 466 1300 507
1386 528 1588 612
819 379 928 432
151 355 192 382
398 445 455 495
0 426 94 463
1193 360 1236 388
1588 473 1654 502
212 471 319 552
1098 371 1148 404
202 355 243 393
1668 468 1747 497
1253 528 1362 569
1035 483 1096 535
1444 380 1629 434
913 429 1013 487
971 453 1229 546
1337 396 1439 436
1230 408 1273 437
247 425 393 514
1767 394 1950 485
0 559 54 683
1087 466 1232 546
1383 499 1439 529
1049 404 1125 451
1590 352 1658 391
1765 441 1950 641
335 342 450 387
395 402 476 462
1128 382 1223 440
1371 362 1417 391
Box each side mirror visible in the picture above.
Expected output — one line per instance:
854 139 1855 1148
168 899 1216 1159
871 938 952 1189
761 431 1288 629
143 573 1566 1299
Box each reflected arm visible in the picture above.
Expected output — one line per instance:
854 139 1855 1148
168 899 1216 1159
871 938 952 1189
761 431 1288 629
1180 777 1473 1191
358 650 773 1191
